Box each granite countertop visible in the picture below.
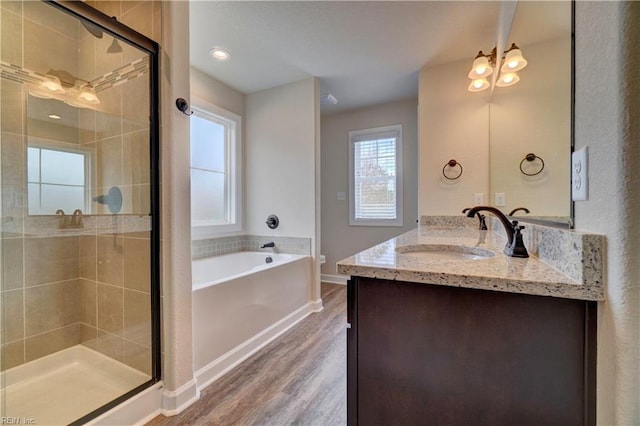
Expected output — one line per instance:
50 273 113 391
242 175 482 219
336 224 605 301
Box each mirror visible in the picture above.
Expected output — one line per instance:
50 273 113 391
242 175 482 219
25 84 149 217
489 1 573 226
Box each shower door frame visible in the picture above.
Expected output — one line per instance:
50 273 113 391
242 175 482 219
41 1 162 424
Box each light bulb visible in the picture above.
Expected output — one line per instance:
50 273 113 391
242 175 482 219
496 72 520 87
468 78 489 92
78 89 100 104
500 44 527 73
209 47 231 61
468 55 493 79
39 78 65 94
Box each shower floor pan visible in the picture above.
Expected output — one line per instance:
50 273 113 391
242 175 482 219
0 345 149 425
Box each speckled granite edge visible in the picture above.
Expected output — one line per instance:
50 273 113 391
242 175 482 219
341 265 597 301
489 217 604 288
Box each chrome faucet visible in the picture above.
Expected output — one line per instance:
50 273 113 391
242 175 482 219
462 208 488 230
56 208 84 228
464 206 528 258
71 209 84 228
508 207 530 216
56 209 69 228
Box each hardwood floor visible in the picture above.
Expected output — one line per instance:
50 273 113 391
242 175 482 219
147 283 347 426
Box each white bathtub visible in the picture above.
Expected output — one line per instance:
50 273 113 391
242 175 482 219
192 251 319 389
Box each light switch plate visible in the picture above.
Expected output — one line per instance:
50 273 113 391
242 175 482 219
495 192 506 207
572 147 588 201
337 191 346 201
474 193 484 205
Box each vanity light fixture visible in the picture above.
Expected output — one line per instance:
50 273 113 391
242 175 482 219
77 86 100 104
468 48 495 79
501 43 527 73
467 43 527 92
209 47 231 61
468 78 490 92
496 72 520 88
39 76 65 94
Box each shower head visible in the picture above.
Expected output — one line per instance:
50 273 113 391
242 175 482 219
107 37 123 54
80 19 103 39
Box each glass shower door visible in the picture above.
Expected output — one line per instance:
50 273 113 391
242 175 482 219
1 1 159 424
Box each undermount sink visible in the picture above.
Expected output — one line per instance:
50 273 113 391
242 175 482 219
395 244 495 260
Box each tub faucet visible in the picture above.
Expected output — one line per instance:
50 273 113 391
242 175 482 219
462 208 488 230
464 206 528 258
260 242 275 249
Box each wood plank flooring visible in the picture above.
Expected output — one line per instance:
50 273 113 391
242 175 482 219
147 283 347 426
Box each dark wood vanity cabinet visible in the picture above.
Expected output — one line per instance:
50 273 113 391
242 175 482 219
346 277 597 426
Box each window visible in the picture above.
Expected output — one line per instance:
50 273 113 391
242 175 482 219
190 99 242 236
349 124 403 226
27 146 89 215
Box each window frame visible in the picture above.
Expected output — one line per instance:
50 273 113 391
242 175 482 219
26 142 93 216
190 97 243 238
348 124 404 227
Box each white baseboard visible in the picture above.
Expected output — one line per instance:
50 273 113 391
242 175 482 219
321 273 348 285
161 379 200 416
195 299 321 392
90 378 200 425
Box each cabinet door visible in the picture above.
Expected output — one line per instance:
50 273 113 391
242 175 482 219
346 279 357 426
354 277 595 426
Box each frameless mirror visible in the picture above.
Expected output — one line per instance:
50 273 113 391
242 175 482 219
489 1 573 227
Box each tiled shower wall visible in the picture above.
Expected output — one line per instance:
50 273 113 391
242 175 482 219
1 1 160 374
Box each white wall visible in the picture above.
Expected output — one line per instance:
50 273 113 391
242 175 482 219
190 67 245 118
160 0 198 410
320 99 418 276
245 78 321 299
574 2 639 424
418 59 490 215
490 37 571 217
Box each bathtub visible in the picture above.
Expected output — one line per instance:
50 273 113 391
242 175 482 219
192 251 318 389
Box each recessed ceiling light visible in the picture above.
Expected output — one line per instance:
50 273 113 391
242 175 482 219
209 47 231 61
48 114 61 120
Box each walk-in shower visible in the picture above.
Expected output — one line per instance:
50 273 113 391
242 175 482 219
1 1 160 424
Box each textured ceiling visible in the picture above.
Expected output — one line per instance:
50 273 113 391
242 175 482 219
189 1 567 114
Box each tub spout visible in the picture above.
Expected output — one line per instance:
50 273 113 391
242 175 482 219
261 242 275 249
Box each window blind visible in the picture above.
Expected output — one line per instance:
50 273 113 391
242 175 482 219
353 136 397 220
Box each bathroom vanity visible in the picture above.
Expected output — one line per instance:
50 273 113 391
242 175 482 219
337 221 603 426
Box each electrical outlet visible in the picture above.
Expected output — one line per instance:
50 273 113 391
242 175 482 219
495 192 506 207
572 147 588 201
474 193 484 205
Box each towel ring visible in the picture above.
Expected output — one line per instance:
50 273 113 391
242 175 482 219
442 159 463 180
519 153 545 176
